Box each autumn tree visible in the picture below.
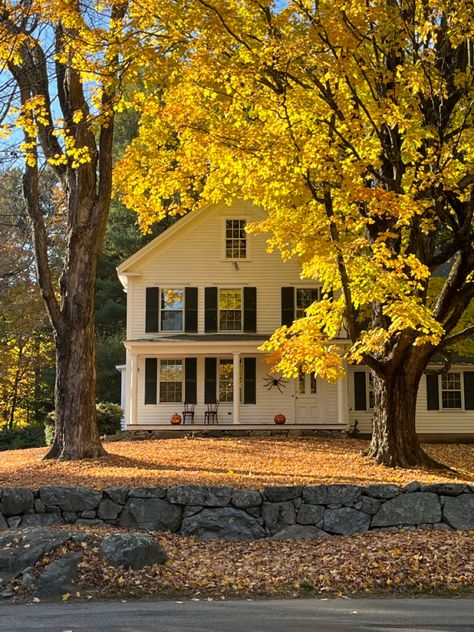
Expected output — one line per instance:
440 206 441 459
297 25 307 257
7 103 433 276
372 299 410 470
0 0 138 459
117 0 474 467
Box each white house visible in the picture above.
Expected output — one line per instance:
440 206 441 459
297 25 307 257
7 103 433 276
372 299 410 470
117 200 474 439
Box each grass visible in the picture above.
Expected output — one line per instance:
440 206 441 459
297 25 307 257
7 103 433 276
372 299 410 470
0 436 472 490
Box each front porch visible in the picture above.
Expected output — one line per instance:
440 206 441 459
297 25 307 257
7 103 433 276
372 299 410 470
122 335 351 429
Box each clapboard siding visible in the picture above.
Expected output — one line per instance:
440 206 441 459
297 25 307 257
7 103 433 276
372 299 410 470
125 201 318 339
347 366 474 434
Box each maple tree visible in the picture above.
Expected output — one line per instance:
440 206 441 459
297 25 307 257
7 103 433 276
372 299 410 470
0 0 138 459
117 0 474 467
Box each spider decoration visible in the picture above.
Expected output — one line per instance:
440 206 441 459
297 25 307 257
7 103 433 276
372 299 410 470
263 373 289 393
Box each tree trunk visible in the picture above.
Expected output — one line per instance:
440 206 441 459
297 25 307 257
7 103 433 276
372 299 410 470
45 321 106 460
367 370 442 469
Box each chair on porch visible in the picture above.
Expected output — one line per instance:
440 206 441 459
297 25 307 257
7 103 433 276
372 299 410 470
204 401 219 424
182 402 195 424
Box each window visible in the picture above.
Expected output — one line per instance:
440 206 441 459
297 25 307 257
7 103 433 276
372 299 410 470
295 288 321 319
160 288 184 331
441 372 462 409
159 360 183 402
219 359 234 402
225 219 247 259
219 288 242 331
298 369 317 394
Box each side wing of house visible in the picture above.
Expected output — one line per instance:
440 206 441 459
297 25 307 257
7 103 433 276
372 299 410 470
117 198 474 438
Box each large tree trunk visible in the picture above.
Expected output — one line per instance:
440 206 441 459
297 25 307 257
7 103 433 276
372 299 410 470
44 217 107 460
366 369 442 469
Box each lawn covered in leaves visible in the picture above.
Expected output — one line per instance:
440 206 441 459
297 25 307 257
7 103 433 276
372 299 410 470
9 527 474 602
0 437 472 489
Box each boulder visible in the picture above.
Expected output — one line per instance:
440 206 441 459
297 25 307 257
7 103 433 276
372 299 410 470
364 485 399 500
35 551 83 598
129 487 167 499
119 498 182 532
360 497 382 516
302 485 361 506
181 507 265 541
272 525 330 540
21 513 63 527
167 485 232 507
443 494 474 530
323 507 370 535
99 532 168 569
97 499 122 520
262 486 302 502
403 481 422 493
0 515 7 531
7 517 21 529
296 504 324 525
422 484 470 496
39 487 101 513
371 492 441 527
104 487 129 505
262 502 296 532
0 527 72 582
231 489 262 508
1 488 34 517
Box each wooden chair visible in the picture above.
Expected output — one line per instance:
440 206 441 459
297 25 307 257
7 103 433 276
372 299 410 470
182 402 195 424
204 401 219 424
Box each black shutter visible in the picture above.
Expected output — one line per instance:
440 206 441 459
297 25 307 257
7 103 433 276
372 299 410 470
145 287 159 333
243 357 256 404
144 358 157 405
185 357 197 404
243 287 257 333
185 287 198 333
205 287 218 333
281 287 294 327
204 357 217 403
463 371 474 410
426 373 439 410
354 371 367 411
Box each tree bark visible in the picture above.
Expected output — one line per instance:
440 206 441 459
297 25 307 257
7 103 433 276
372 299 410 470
367 369 442 469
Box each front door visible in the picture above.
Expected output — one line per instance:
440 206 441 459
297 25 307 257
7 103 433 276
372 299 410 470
295 371 321 423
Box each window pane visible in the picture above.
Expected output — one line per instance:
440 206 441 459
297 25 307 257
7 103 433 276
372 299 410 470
310 374 317 394
441 372 462 409
295 288 320 318
219 289 242 331
161 289 183 310
299 370 305 394
161 311 183 331
219 359 233 402
219 310 242 331
225 219 247 259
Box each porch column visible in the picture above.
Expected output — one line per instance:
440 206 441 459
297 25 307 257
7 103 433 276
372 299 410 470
129 354 139 425
233 352 241 424
337 372 349 427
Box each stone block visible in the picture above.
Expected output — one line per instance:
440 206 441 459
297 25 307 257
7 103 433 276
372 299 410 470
180 507 265 541
1 488 34 517
231 489 262 508
39 487 101 513
167 485 232 507
323 507 370 535
119 498 182 532
262 502 296 532
443 494 474 530
296 504 325 525
262 486 302 502
371 492 441 527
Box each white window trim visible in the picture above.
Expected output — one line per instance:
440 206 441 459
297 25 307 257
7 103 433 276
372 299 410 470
218 287 243 333
222 217 250 261
439 371 464 411
159 359 184 403
159 287 185 333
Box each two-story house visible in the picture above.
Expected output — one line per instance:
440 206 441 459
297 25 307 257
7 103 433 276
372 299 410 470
117 200 474 439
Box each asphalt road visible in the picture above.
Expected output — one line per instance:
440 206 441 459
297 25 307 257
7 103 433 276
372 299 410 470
0 598 473 632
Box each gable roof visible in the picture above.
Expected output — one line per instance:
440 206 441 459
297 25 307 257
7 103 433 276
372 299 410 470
116 203 212 286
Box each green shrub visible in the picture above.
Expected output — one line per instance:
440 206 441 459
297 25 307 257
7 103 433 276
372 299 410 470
44 402 123 445
0 425 46 451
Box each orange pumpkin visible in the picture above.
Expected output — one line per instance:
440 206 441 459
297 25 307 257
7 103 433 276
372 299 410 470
274 413 286 425
170 413 182 425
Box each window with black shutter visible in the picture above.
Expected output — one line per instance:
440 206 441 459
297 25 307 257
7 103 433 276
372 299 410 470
184 357 197 404
204 357 217 403
185 287 198 333
145 287 159 333
426 373 439 410
243 287 257 333
205 287 218 332
354 371 367 411
281 287 294 327
243 357 256 404
144 358 157 404
463 371 474 410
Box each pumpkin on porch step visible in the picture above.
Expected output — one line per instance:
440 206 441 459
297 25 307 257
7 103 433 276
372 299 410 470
170 413 182 425
273 413 286 425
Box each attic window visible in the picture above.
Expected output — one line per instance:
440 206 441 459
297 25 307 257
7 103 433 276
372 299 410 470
225 219 247 259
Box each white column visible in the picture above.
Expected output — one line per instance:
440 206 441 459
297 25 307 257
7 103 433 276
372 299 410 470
337 372 349 427
129 354 139 425
233 352 241 424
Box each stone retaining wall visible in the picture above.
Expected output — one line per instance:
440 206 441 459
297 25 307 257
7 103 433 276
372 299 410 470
1 483 473 540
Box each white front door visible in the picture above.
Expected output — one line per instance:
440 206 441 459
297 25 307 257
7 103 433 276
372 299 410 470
295 371 321 423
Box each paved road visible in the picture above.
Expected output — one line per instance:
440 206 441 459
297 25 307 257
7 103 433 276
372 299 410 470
0 598 473 632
